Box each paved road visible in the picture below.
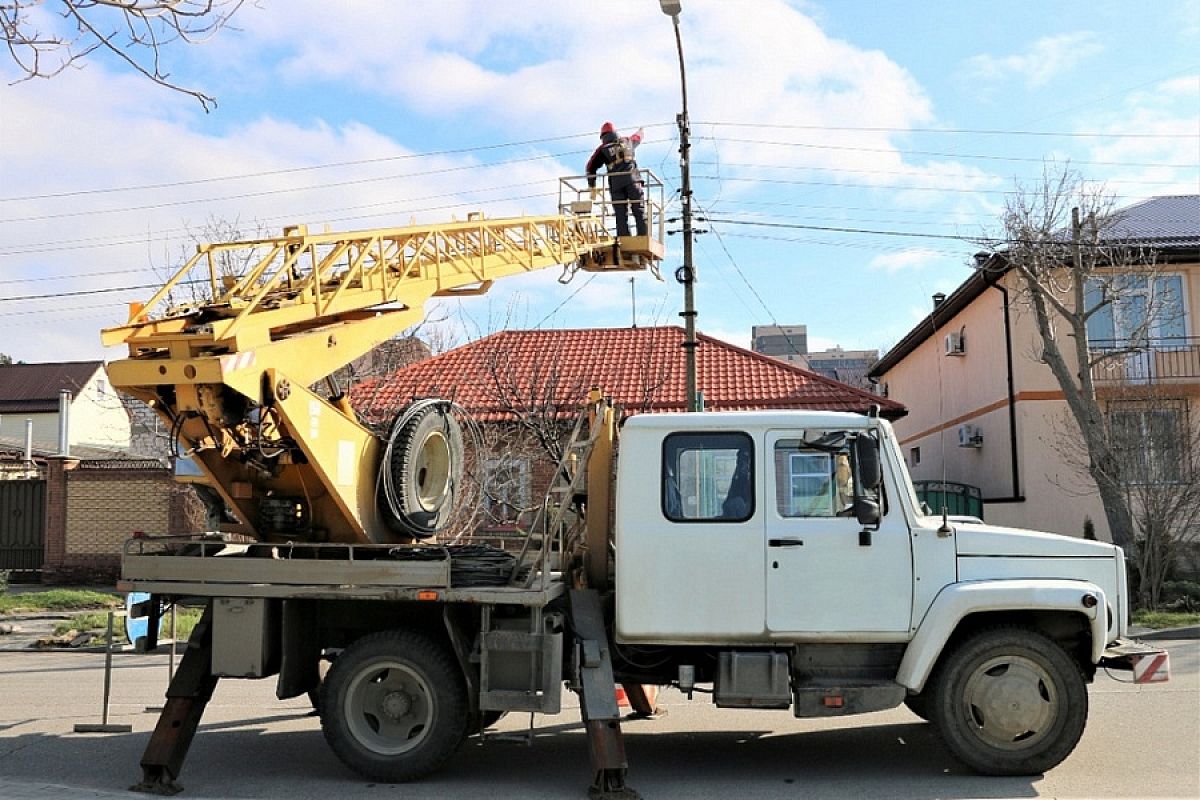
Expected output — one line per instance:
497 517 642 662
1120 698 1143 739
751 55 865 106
0 640 1196 800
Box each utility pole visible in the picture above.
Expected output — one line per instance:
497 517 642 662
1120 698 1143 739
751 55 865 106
660 1 699 412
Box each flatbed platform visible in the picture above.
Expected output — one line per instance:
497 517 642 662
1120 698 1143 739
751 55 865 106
120 536 564 607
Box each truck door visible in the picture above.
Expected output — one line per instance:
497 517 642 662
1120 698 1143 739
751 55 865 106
764 429 913 634
615 429 766 642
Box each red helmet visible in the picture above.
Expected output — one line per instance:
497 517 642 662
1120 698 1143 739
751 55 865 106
600 121 615 136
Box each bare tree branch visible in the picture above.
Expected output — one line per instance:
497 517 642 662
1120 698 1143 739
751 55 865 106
977 165 1175 559
1 0 244 110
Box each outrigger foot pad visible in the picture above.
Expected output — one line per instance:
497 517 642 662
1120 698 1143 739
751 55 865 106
130 769 183 796
588 768 641 800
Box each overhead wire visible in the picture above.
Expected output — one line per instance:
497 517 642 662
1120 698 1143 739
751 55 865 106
9 117 1189 206
0 149 596 224
698 135 1200 169
0 124 682 204
696 120 1200 140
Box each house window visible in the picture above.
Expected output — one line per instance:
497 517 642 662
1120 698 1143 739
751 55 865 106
662 432 753 522
483 456 531 522
1086 274 1187 347
1107 400 1187 484
910 446 921 466
95 379 107 399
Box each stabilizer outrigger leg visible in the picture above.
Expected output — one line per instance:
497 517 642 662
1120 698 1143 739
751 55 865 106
568 589 641 800
131 605 218 796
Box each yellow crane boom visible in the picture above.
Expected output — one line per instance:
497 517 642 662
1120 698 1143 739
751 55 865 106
102 177 664 544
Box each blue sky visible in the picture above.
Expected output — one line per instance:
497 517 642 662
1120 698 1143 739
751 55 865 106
1 0 1197 367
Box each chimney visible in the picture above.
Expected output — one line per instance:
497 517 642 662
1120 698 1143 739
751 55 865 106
24 419 33 464
58 389 72 456
932 293 946 309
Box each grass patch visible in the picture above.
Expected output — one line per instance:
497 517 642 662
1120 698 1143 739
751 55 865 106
54 612 129 643
0 589 121 615
52 605 203 644
1131 609 1200 629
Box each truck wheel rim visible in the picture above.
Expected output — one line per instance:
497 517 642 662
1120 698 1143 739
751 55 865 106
344 660 434 755
961 654 1057 751
414 430 451 512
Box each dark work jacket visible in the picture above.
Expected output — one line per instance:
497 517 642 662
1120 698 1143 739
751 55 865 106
586 131 641 188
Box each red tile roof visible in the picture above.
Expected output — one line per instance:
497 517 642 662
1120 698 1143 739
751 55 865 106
352 327 904 422
0 361 103 414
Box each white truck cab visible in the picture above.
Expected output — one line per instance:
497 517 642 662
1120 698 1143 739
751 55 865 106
613 409 1148 775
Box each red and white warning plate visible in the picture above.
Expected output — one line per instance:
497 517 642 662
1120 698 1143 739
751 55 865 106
1131 650 1171 684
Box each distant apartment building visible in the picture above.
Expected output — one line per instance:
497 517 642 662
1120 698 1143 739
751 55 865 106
751 325 877 390
803 346 880 390
751 324 807 365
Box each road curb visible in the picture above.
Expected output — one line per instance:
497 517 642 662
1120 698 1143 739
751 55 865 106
1130 625 1200 641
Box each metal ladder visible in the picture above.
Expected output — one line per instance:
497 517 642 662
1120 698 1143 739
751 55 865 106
509 396 609 589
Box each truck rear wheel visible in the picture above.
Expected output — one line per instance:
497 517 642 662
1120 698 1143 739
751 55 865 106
320 629 468 782
931 627 1087 775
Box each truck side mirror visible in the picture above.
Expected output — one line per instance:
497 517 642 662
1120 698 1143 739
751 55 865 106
853 495 880 527
851 433 882 528
853 433 881 491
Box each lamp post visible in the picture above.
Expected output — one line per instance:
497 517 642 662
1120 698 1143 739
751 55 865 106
659 0 699 412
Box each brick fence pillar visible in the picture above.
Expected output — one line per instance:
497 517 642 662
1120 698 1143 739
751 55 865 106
41 456 79 582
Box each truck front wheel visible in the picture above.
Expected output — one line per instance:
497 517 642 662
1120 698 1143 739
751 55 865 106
931 627 1087 775
320 629 468 782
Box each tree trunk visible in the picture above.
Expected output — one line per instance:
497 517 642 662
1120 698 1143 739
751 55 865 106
1089 462 1132 551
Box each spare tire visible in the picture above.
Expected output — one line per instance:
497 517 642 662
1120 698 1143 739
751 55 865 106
379 402 464 539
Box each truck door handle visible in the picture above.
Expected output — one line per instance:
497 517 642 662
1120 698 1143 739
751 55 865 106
768 538 804 547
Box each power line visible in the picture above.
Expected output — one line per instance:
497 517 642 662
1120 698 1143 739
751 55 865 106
697 120 1200 140
0 150 591 225
693 160 1191 187
693 174 1160 201
0 126 673 203
0 182 557 253
699 135 1200 169
1 282 169 303
0 267 154 285
703 217 988 243
0 188 561 257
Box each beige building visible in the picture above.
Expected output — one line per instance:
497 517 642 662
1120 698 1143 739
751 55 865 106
870 195 1200 541
0 361 132 455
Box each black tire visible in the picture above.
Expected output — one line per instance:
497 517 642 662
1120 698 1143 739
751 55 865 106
320 629 468 783
930 627 1088 776
382 405 464 539
903 692 935 722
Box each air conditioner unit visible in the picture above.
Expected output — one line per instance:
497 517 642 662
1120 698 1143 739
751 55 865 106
944 329 966 356
958 424 983 448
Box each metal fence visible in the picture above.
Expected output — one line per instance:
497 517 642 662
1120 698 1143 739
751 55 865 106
1090 337 1200 384
0 479 45 572
913 480 984 520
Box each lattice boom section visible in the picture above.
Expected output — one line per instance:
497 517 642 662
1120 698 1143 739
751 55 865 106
110 215 615 345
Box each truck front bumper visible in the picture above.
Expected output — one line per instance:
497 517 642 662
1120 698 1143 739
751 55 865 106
1099 639 1171 684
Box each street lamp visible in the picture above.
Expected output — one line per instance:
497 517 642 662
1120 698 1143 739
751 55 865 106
659 0 699 412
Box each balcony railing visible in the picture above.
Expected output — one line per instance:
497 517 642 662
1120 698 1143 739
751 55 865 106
1089 337 1200 384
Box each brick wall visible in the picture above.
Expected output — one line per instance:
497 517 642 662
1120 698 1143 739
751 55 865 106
42 458 201 584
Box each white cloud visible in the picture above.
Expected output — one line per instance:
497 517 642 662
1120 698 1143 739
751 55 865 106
868 248 940 273
965 32 1104 88
1079 74 1200 197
